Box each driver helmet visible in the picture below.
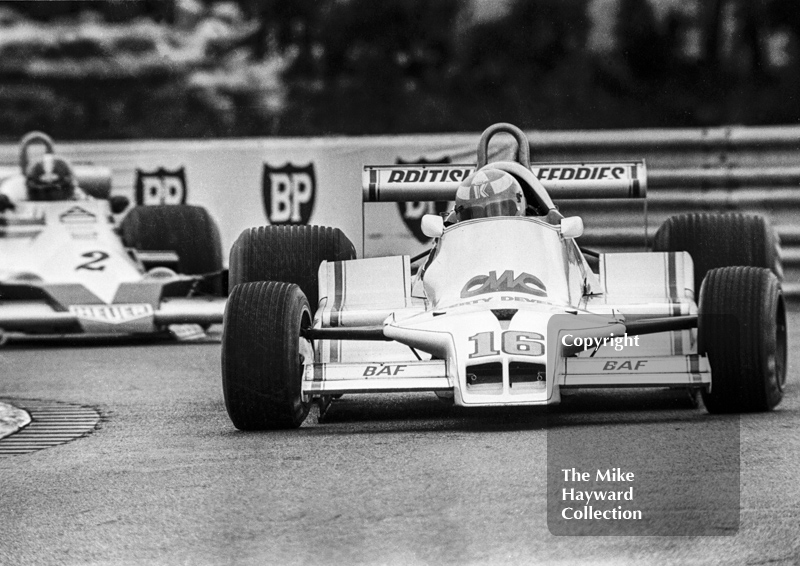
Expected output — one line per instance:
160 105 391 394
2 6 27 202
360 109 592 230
26 154 76 201
454 169 526 221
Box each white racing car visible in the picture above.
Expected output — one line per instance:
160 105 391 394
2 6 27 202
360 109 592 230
222 123 786 429
0 132 226 339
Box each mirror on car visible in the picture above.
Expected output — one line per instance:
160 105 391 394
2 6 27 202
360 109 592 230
109 195 130 214
560 216 584 239
421 214 444 238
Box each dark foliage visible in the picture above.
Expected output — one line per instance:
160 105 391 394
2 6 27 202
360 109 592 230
3 0 800 139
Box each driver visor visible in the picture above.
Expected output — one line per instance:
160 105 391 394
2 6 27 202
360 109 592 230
458 198 517 220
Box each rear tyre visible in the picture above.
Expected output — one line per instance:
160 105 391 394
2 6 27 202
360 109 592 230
653 213 782 295
121 205 223 276
229 225 356 309
222 281 312 430
698 267 786 413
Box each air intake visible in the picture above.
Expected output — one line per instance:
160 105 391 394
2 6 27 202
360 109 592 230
509 362 546 392
490 309 517 321
465 362 503 394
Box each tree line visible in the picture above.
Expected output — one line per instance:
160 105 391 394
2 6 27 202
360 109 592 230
2 0 799 139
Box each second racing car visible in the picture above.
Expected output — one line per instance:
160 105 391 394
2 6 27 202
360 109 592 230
0 132 226 339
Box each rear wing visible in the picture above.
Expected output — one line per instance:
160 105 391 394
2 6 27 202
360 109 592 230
362 161 647 202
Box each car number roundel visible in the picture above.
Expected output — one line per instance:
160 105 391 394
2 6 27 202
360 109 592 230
469 331 545 358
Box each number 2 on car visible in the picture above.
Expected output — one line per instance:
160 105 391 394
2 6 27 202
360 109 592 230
76 250 110 271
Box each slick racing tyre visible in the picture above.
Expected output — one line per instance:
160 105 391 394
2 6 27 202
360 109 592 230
653 213 782 295
698 266 786 413
121 205 223 276
222 281 312 430
229 225 356 309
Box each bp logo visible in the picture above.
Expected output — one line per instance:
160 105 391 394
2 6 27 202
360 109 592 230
263 163 316 225
135 167 187 206
396 157 451 242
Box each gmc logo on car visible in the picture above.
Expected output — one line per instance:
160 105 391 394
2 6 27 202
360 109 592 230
461 270 547 298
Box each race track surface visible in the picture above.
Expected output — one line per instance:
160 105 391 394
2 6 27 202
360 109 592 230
1 314 799 566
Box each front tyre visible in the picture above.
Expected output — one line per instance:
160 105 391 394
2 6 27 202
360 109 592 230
229 225 355 309
699 266 786 413
222 281 313 430
653 213 782 295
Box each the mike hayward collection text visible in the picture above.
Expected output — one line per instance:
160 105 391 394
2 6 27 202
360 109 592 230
559 468 643 520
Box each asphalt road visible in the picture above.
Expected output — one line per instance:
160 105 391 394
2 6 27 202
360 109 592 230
1 314 799 566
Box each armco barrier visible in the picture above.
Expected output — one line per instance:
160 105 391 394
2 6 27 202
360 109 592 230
537 127 800 297
1 126 799 296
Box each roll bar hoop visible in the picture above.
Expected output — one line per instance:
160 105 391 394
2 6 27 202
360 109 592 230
476 123 531 169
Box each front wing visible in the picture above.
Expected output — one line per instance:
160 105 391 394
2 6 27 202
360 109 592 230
302 355 711 401
0 280 225 335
